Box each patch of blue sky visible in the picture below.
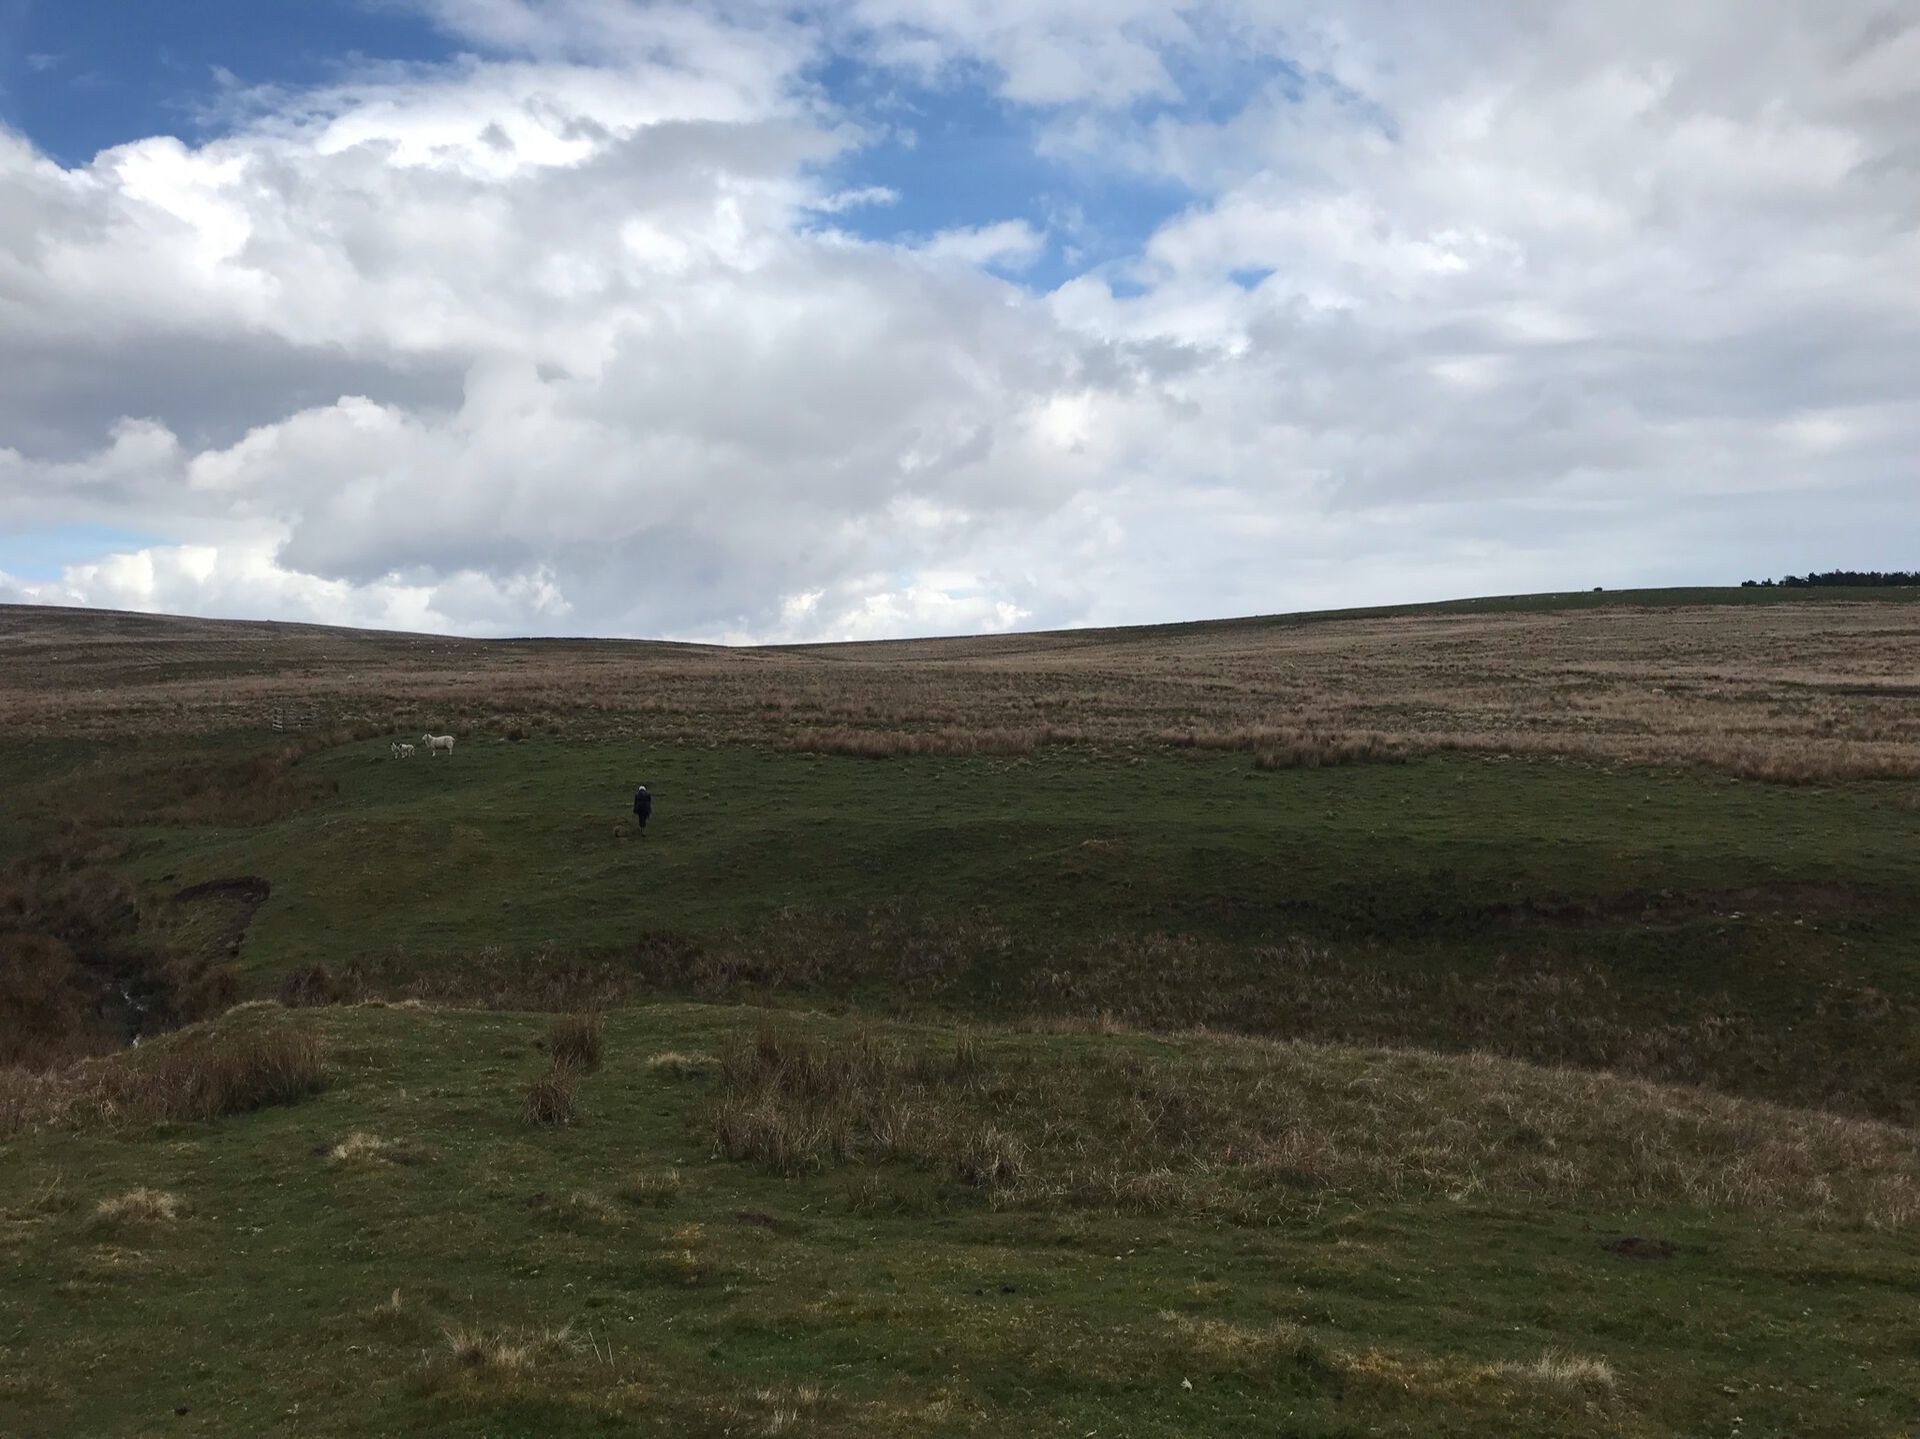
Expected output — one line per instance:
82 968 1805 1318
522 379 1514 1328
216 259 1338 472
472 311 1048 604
0 0 452 166
0 524 163 580
808 44 1305 294
1155 27 1307 127
802 57 1188 293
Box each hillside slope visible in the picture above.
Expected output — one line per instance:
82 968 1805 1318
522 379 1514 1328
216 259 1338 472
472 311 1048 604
5 589 1920 780
4 1002 1916 1437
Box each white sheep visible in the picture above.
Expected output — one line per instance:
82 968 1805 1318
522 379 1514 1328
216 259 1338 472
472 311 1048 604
423 733 455 758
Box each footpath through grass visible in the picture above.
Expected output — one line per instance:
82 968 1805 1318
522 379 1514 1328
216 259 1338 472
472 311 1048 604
3 1003 1917 1438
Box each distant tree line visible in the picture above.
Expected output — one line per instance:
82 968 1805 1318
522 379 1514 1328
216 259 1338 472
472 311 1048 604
1742 570 1920 589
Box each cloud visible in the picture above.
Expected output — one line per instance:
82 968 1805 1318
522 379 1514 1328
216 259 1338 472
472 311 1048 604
3 0 1916 639
914 218 1046 269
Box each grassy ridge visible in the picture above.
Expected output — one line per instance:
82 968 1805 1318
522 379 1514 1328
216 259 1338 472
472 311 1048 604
73 738 1920 963
11 592 1920 782
13 734 1909 1118
785 582 1920 653
3 1003 1917 1437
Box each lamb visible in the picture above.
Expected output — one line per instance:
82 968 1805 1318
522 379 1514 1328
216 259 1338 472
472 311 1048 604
423 733 455 758
390 741 416 759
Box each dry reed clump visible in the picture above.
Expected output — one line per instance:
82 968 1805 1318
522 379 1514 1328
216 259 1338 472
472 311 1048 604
90 1188 184 1229
1156 723 1405 769
645 1050 717 1078
705 1022 1920 1227
400 946 641 1012
124 1018 328 1123
779 724 1086 759
421 1325 581 1394
278 962 370 1008
365 1289 413 1332
618 1169 683 1207
951 1123 1026 1188
1 1012 327 1136
708 1024 1015 1186
524 1064 578 1126
1157 1311 1341 1383
715 1384 843 1436
328 1131 401 1164
547 1012 603 1072
1162 1310 1626 1421
1486 1351 1618 1396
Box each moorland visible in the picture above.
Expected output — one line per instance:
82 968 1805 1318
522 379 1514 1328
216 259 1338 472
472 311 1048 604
3 588 1918 1437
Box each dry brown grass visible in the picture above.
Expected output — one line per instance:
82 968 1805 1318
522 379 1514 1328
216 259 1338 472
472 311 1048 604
1159 722 1406 769
328 1131 397 1164
524 1064 578 1126
0 1009 326 1136
285 914 1920 1123
645 1050 718 1078
1488 1350 1618 1395
90 1188 184 1228
7 596 1920 782
618 1169 683 1207
706 1023 1920 1228
709 1024 1011 1184
781 724 1087 758
424 1324 580 1388
547 1011 603 1072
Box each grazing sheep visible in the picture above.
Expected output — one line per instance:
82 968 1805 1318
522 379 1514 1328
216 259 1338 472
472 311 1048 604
391 742 416 759
423 733 455 758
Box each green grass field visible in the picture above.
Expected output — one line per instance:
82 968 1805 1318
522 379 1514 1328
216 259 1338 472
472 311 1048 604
5 1003 1917 1438
9 732 1914 1118
5 597 1920 1435
111 737 1920 967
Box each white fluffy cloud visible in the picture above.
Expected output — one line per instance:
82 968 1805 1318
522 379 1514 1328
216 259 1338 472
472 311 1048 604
2 0 1915 639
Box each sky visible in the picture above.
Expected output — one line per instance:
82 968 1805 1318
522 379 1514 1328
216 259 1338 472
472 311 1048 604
0 1 1914 641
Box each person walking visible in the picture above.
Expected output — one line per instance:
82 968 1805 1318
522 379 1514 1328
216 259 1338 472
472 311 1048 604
633 783 652 836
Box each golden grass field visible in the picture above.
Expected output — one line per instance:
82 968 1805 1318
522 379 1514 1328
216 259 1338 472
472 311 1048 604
5 589 1920 781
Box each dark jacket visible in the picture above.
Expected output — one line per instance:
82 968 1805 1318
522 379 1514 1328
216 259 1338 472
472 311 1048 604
633 787 652 820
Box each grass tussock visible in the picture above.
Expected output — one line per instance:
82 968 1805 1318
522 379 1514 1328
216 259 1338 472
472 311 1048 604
524 1064 578 1126
1159 1311 1341 1382
716 1384 842 1437
366 1289 412 1331
127 1017 328 1123
399 946 642 1012
1 1011 326 1136
421 1324 582 1394
645 1050 717 1078
708 1024 1015 1186
618 1169 683 1208
1488 1350 1618 1396
706 1023 1920 1228
547 1011 603 1072
279 962 370 1008
90 1188 184 1229
328 1131 398 1164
